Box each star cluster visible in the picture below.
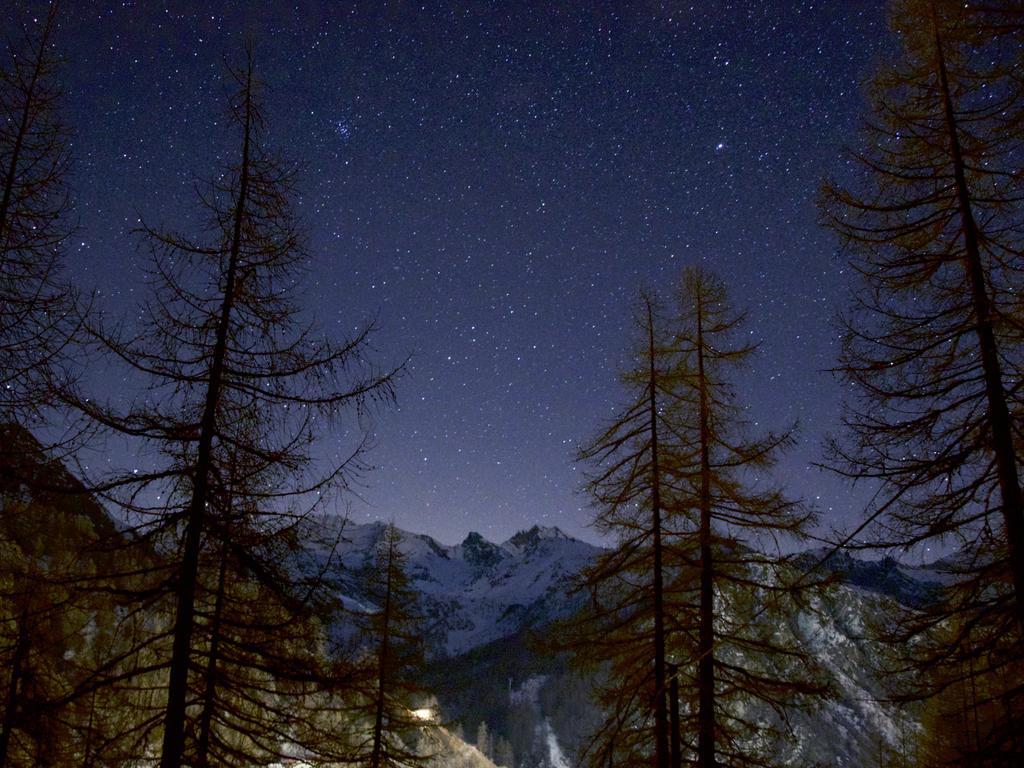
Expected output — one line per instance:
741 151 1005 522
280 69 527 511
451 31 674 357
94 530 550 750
23 1 888 543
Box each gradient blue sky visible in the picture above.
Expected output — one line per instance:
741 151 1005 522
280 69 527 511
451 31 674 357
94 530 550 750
12 0 888 543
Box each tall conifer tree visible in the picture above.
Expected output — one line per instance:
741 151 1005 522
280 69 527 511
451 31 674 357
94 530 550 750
822 0 1024 758
566 271 825 767
568 291 675 768
0 1 73 423
349 523 431 768
666 268 824 768
69 50 399 766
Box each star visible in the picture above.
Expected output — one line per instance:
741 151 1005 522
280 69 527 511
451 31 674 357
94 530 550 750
333 118 352 141
30 0 887 545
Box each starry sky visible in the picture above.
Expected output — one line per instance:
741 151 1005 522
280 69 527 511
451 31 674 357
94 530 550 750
13 1 889 545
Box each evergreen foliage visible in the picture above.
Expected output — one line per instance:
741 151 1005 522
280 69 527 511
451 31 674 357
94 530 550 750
564 269 828 768
822 0 1024 759
349 523 432 768
62 50 399 766
0 1 75 424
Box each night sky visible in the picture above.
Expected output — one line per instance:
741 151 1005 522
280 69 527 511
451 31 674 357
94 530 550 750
13 1 889 545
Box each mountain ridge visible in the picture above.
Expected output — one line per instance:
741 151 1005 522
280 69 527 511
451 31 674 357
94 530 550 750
325 518 954 766
314 517 603 656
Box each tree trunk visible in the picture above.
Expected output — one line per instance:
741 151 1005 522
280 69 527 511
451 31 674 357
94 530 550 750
159 63 253 768
696 296 716 768
81 686 97 768
195 549 229 768
933 20 1024 634
646 299 670 768
668 662 681 768
0 611 29 768
370 535 395 768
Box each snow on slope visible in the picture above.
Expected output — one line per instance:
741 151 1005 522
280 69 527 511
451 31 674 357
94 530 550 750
277 724 499 768
784 586 917 765
449 534 945 765
315 518 945 766
314 518 602 655
423 725 502 768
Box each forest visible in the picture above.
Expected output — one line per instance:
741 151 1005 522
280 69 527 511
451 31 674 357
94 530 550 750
1 0 1023 766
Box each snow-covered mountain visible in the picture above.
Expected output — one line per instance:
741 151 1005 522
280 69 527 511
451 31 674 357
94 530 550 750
321 518 943 657
793 547 950 609
316 518 602 656
319 518 946 767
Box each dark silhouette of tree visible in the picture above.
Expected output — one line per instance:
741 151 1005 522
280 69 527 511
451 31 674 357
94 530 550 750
67 49 399 767
182 443 360 768
0 1 74 423
493 734 514 768
821 0 1024 759
0 424 151 768
914 618 1023 767
665 268 825 768
566 291 677 768
349 522 432 768
564 270 827 768
0 558 64 767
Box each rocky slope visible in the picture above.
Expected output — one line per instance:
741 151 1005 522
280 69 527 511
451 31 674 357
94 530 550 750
317 518 602 656
321 518 943 767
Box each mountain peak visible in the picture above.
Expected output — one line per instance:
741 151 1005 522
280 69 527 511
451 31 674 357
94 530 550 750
459 530 507 569
503 525 569 554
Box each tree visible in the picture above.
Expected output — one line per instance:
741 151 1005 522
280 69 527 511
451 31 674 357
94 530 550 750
69 49 399 767
0 1 74 423
475 720 491 762
914 621 1023 767
349 522 432 768
0 542 67 767
493 735 514 768
566 290 677 768
665 268 826 768
184 444 359 767
565 269 827 768
0 424 153 768
821 0 1024 758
